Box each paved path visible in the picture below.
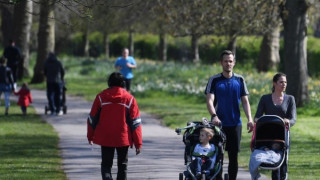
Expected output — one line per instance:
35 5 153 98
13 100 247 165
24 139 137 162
31 89 269 180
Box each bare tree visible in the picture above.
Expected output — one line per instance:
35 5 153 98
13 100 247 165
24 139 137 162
280 0 309 107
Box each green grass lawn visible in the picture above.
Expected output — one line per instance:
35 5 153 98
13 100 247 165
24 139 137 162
25 57 320 179
0 102 66 180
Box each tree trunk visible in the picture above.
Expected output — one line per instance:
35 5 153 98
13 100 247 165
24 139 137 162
227 35 237 57
159 32 167 62
191 34 200 63
257 25 280 72
281 0 309 107
1 3 13 48
13 0 33 78
104 32 110 60
31 0 55 84
129 29 134 56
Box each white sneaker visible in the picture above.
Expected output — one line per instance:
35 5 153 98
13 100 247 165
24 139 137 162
56 111 63 116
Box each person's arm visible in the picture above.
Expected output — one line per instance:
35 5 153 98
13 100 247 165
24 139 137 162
126 57 137 69
284 96 297 127
87 95 100 144
126 63 136 68
129 97 142 155
60 62 65 81
206 93 220 125
241 95 254 133
114 58 122 70
254 95 265 122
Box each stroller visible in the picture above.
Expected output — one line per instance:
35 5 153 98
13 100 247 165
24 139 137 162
175 118 227 180
251 115 290 179
45 84 67 115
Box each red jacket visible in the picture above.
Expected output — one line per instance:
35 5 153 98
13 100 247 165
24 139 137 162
14 88 32 107
87 87 142 148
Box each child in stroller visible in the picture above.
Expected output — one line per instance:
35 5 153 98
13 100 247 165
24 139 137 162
192 128 216 178
175 118 227 180
250 115 289 180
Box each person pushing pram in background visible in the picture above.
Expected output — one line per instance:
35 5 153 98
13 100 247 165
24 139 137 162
44 52 65 116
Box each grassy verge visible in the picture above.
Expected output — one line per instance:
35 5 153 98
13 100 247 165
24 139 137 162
0 102 66 180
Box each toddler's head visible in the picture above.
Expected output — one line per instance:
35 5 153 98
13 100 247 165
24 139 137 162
21 82 29 89
199 128 215 144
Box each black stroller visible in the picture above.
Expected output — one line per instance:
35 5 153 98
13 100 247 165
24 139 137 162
251 115 290 179
175 118 227 180
45 84 67 115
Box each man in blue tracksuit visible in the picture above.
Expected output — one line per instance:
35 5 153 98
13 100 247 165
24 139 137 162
205 50 254 180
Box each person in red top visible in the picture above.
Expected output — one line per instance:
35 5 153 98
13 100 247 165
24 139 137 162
14 82 32 115
87 72 142 180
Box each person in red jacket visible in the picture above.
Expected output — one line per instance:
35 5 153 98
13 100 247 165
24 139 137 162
14 82 32 115
87 72 142 180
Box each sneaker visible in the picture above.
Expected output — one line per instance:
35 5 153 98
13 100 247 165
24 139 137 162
202 170 210 176
56 111 63 116
196 172 201 178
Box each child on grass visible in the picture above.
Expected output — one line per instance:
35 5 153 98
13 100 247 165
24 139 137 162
192 127 216 178
14 82 32 115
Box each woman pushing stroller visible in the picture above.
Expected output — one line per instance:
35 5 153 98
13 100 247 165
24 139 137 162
251 72 297 180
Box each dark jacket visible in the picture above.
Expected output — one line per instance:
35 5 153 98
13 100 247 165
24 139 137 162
44 53 65 83
4 45 21 67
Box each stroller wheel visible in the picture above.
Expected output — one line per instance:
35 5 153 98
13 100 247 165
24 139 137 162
63 106 67 114
224 173 229 180
179 172 183 180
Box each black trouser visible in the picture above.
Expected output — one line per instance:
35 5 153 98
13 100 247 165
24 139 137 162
101 146 129 180
124 79 131 91
47 82 62 113
223 126 242 180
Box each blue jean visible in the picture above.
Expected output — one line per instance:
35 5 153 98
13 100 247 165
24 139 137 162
46 82 62 113
192 156 215 174
0 84 11 108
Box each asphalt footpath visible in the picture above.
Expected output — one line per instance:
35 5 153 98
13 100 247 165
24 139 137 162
30 89 269 180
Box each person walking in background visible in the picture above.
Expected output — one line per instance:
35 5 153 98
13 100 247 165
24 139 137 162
205 50 254 180
44 52 65 116
0 57 15 115
14 82 32 115
3 40 21 89
254 72 296 180
114 48 137 92
87 72 142 180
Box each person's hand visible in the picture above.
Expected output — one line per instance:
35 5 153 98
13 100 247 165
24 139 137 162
88 140 93 145
136 148 141 155
211 116 221 126
247 121 254 133
283 118 290 126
